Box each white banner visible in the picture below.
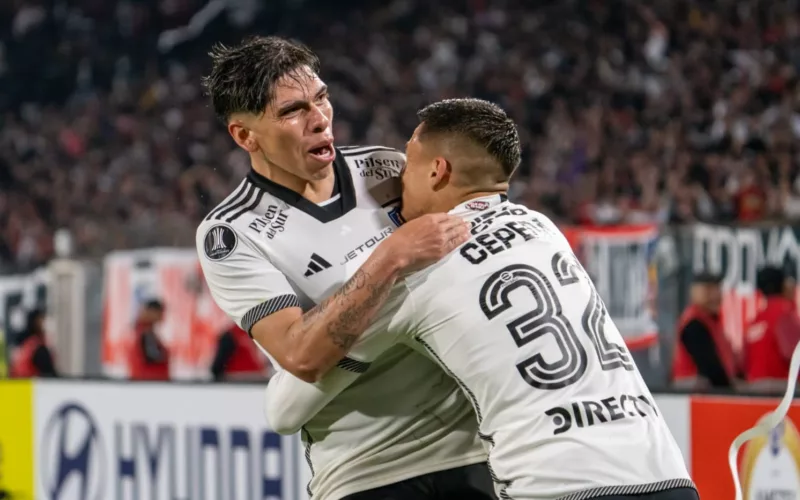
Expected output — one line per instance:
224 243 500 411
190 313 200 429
102 249 232 380
34 381 310 500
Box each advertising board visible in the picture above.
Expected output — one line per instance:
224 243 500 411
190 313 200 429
0 379 34 499
689 394 800 500
34 381 309 500
21 380 800 500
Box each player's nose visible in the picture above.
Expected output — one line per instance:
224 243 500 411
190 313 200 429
308 103 330 133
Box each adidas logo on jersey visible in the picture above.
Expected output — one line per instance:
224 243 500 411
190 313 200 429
304 253 333 277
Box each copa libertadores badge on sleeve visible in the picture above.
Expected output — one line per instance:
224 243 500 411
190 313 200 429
203 224 238 261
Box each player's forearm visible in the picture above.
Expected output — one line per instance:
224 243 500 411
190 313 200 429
284 247 402 381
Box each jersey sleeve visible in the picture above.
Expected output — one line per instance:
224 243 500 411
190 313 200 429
264 367 361 434
264 285 417 434
196 221 299 334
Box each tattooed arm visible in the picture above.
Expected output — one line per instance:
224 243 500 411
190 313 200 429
248 213 470 383
251 254 400 383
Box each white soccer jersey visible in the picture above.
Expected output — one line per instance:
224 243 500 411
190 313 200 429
196 146 485 500
338 194 694 500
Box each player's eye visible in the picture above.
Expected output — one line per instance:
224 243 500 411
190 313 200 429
278 106 302 117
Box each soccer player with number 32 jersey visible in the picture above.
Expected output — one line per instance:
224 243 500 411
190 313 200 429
265 99 698 500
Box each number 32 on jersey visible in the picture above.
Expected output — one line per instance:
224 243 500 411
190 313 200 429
479 251 635 390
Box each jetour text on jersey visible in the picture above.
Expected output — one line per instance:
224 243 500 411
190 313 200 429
340 226 395 265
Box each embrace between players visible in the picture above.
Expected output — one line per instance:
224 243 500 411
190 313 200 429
196 36 698 500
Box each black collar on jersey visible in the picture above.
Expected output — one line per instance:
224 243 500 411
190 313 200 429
246 148 357 223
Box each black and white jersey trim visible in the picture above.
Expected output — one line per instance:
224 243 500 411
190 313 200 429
241 294 300 334
301 427 316 497
215 183 257 222
203 177 265 223
339 145 400 157
336 357 371 373
206 145 399 226
224 188 264 223
245 149 358 223
204 181 249 221
557 479 697 500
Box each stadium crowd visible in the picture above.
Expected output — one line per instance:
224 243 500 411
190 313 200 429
2 0 800 271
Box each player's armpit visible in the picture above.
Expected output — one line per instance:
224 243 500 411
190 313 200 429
263 367 361 434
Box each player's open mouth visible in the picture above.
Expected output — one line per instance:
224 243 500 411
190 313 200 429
308 143 335 163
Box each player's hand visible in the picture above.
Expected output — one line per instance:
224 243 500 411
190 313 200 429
383 213 471 273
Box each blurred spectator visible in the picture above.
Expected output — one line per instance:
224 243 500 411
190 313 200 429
671 273 738 390
210 324 269 382
128 299 170 381
9 309 57 378
2 0 800 272
743 266 800 392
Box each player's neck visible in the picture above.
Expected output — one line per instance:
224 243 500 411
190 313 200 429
251 158 336 204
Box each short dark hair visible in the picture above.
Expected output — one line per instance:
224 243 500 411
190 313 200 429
757 266 787 296
417 98 521 179
692 272 722 285
144 299 165 312
202 36 321 121
26 308 45 333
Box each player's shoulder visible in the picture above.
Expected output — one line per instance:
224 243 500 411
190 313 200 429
196 178 262 262
338 144 405 159
199 177 259 226
196 218 243 264
498 200 557 225
337 145 405 173
509 202 553 225
338 145 405 202
504 202 567 240
466 199 568 248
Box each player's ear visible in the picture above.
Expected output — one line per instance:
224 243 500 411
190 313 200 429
228 120 260 153
430 157 452 191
